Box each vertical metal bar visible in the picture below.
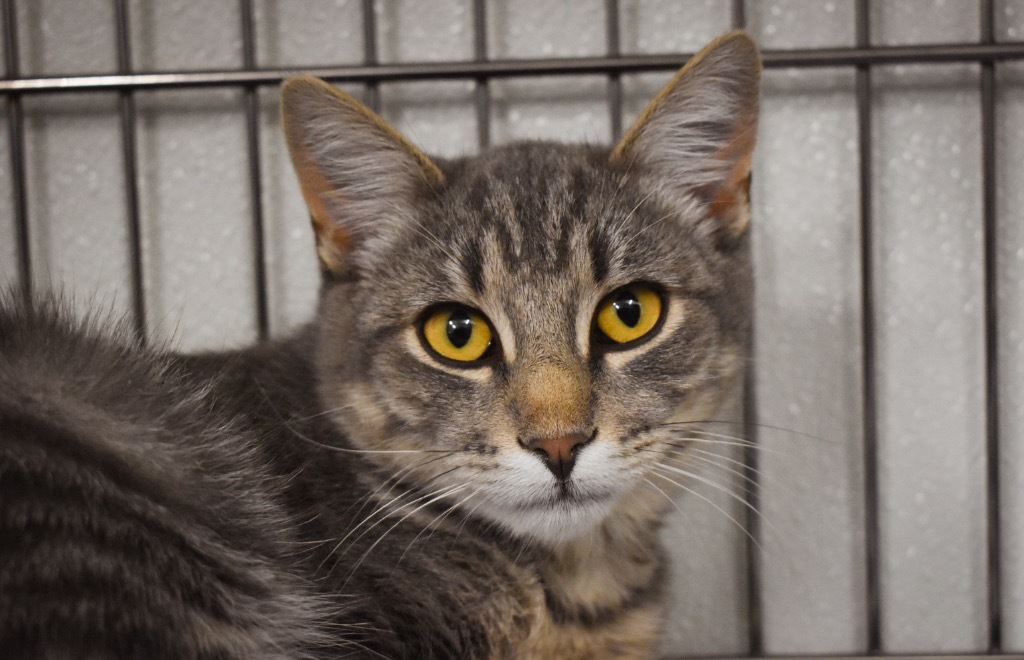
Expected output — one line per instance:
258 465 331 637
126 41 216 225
605 0 622 142
732 0 747 30
472 0 490 149
730 3 763 655
3 0 30 302
362 0 380 112
979 0 1002 652
741 346 762 656
240 0 269 340
855 0 882 653
113 0 146 343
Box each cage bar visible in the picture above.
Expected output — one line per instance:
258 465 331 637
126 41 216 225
3 0 29 302
239 0 269 340
732 0 747 31
979 0 1002 652
1 42 1024 96
472 0 490 149
113 0 146 343
361 0 380 112
729 4 765 656
605 0 622 142
855 0 882 653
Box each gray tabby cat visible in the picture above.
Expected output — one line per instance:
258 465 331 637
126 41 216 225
0 32 759 658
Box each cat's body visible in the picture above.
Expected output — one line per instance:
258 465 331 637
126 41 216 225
0 33 760 658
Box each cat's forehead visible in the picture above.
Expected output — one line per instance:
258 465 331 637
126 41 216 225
434 143 671 279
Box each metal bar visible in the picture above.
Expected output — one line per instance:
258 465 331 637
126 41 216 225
855 0 882 653
361 0 379 111
114 0 146 343
2 41 1024 94
605 0 622 142
979 0 1002 652
239 0 269 340
3 0 30 302
742 351 763 656
732 0 747 30
472 0 490 149
730 2 763 654
704 650 1024 654
729 2 765 654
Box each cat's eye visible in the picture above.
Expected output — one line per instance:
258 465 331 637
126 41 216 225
422 305 494 363
594 285 663 346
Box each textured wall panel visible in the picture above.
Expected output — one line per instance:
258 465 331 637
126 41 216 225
491 76 610 145
997 60 1024 653
377 0 472 63
135 89 255 351
487 0 605 59
619 0 730 54
873 63 987 652
129 0 242 70
748 0 855 48
752 68 867 654
22 94 130 319
872 0 979 45
381 81 478 157
253 0 363 67
1001 0 1024 41
18 0 115 75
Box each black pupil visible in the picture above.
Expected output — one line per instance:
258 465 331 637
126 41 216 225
612 291 642 328
446 310 474 348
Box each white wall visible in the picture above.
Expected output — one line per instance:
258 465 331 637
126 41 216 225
2 0 1021 656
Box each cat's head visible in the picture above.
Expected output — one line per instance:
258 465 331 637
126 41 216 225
282 32 760 544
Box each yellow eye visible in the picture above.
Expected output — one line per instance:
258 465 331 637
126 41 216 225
422 306 494 363
595 286 663 345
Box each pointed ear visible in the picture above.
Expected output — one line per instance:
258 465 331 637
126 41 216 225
281 76 444 277
612 31 761 242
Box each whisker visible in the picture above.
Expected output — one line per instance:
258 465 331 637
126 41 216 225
397 487 481 566
647 449 761 497
343 483 472 589
685 447 767 484
653 461 777 540
649 468 762 552
337 453 456 537
332 467 465 560
639 476 710 557
662 419 835 445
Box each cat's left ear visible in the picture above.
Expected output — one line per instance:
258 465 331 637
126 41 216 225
612 31 761 243
281 76 444 277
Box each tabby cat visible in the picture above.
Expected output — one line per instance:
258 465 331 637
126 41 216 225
0 32 760 658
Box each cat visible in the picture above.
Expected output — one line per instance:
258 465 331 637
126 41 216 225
0 31 760 659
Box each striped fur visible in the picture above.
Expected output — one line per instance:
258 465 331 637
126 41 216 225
0 32 760 658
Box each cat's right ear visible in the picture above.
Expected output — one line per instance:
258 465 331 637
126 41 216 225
281 76 443 277
612 31 761 244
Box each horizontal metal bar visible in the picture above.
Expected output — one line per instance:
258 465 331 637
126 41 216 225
1 41 1022 95
700 655 1018 660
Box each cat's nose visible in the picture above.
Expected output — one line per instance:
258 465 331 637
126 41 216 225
519 431 594 481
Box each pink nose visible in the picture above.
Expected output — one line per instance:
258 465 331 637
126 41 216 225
519 432 593 481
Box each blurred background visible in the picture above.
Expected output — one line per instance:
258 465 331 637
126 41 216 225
0 1 1021 657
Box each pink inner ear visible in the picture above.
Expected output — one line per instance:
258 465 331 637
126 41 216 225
702 118 757 237
291 146 354 273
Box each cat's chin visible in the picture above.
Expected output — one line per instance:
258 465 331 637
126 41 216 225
480 494 620 545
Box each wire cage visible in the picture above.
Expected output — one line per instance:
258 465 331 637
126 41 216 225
1 0 1022 658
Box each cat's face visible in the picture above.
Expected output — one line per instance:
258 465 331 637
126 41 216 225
283 33 760 544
